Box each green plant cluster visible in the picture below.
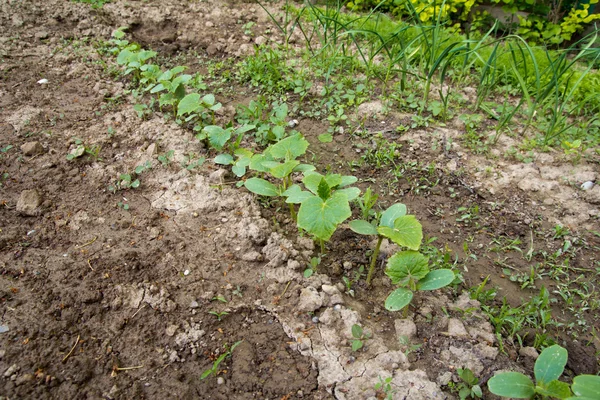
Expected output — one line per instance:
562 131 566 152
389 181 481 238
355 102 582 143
347 0 600 45
488 344 600 399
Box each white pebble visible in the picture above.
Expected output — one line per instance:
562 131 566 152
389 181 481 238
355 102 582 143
581 181 595 190
37 78 49 84
183 270 190 276
217 377 225 385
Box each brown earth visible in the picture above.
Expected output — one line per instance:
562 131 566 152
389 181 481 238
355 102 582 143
0 1 598 399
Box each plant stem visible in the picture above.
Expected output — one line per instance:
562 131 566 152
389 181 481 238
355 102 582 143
289 203 296 221
366 236 383 286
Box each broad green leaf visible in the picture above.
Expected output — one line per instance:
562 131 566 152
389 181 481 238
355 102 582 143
339 175 358 187
352 340 363 352
293 163 316 173
384 287 413 311
317 178 331 200
231 164 246 177
337 187 360 201
269 160 299 179
268 133 309 160
297 192 351 241
234 148 253 158
150 83 165 93
249 153 272 173
318 133 333 143
214 153 233 165
537 380 571 399
303 172 342 195
571 375 600 398
417 269 455 291
377 215 423 250
202 93 215 106
349 220 378 236
385 251 429 287
351 324 363 338
116 48 133 65
488 372 535 398
380 203 407 228
283 185 312 204
204 125 231 150
177 93 201 116
244 178 279 196
235 124 256 134
534 345 568 385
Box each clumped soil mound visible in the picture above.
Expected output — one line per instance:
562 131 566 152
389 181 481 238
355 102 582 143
0 1 598 399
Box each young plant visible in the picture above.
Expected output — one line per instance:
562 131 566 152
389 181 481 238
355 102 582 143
303 256 321 278
178 93 222 126
66 138 101 161
454 368 482 400
349 203 423 285
243 133 313 218
487 344 571 399
351 324 371 352
149 66 192 116
208 310 229 321
286 171 360 254
355 187 379 221
384 251 455 313
200 340 242 380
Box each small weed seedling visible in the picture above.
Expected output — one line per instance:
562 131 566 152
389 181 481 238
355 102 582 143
304 256 321 278
351 324 371 352
157 150 174 166
398 335 422 357
374 376 395 400
209 310 229 321
355 187 379 221
66 138 101 161
453 368 482 399
200 340 242 380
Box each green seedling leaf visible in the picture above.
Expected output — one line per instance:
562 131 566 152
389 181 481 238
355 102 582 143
318 133 333 143
303 269 314 278
293 163 316 173
384 287 413 311
337 187 360 201
351 324 363 338
297 192 351 241
339 175 358 187
352 340 363 351
214 154 234 165
268 133 309 160
202 93 215 106
380 203 407 228
283 185 312 204
537 380 571 399
303 172 342 195
244 178 279 197
269 160 299 179
317 178 331 200
535 345 568 385
568 375 600 399
488 372 535 398
204 125 231 150
385 251 429 287
378 215 423 250
249 153 272 173
349 220 378 236
131 179 140 188
200 369 214 380
417 269 455 291
177 93 200 116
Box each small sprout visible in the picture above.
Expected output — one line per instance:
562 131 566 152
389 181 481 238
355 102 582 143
351 324 371 352
209 311 229 321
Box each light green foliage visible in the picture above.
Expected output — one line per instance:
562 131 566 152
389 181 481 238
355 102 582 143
66 138 101 161
488 344 572 399
236 101 292 145
568 375 600 399
71 0 110 9
351 324 371 351
200 341 242 380
454 368 482 399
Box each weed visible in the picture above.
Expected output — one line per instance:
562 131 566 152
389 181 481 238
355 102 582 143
66 138 101 161
200 340 242 380
451 368 482 400
157 150 174 167
209 310 229 321
304 256 321 278
351 324 371 351
398 335 422 357
374 376 395 400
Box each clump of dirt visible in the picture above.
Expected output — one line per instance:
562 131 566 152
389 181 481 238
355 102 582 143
1 1 598 399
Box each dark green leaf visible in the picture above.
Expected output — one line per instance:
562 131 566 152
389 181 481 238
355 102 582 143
244 178 279 196
385 251 429 287
317 178 331 200
535 345 567 385
417 269 455 291
297 192 351 241
571 375 600 398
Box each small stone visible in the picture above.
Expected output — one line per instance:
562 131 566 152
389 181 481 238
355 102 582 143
189 300 199 309
395 319 417 340
166 325 178 337
312 316 319 323
342 261 353 270
217 377 225 385
0 325 8 333
447 318 469 337
209 169 229 184
519 346 539 360
183 270 190 276
35 31 49 40
37 78 49 84
15 373 33 386
205 21 214 28
3 364 18 378
21 141 44 156
297 287 323 313
16 189 43 216
254 35 267 46
146 143 157 157
288 119 298 128
581 181 595 191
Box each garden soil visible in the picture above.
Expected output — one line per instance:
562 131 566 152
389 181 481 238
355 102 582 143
0 1 598 399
